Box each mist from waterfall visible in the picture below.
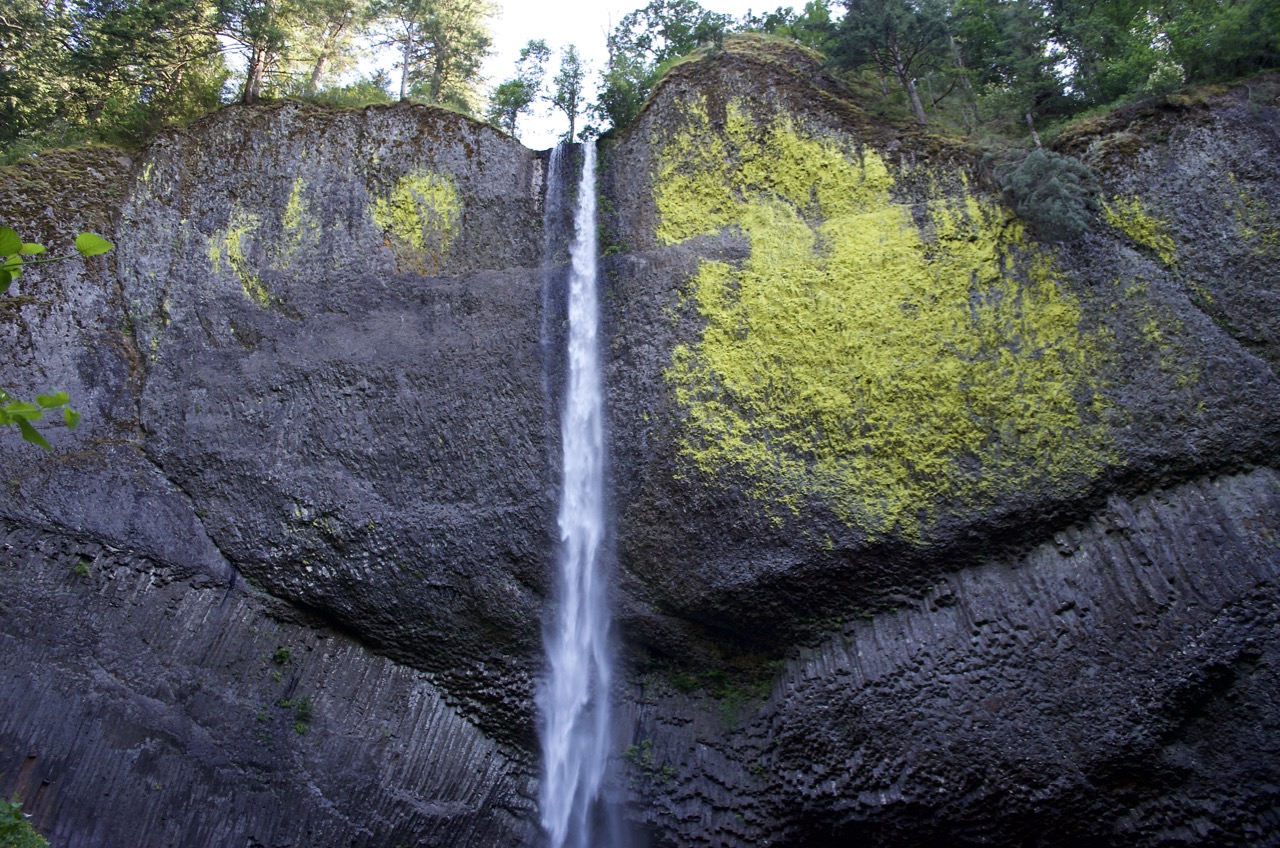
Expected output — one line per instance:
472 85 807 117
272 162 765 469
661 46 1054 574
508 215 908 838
538 140 617 848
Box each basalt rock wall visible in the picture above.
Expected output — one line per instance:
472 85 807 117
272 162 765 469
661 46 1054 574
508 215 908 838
2 40 1279 847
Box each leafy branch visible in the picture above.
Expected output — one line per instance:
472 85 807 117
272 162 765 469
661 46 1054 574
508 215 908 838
0 225 113 449
0 227 112 293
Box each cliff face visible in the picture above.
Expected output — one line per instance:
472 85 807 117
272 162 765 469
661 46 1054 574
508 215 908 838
2 102 550 847
2 41 1279 847
596 43 1280 845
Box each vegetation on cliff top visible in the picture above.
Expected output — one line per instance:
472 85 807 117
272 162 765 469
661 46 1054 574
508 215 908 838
3 0 1277 160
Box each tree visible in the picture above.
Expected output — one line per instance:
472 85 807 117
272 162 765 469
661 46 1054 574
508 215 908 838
216 0 296 104
833 0 951 125
952 0 1067 143
991 148 1099 240
609 0 734 66
0 0 227 156
594 0 734 131
66 0 226 142
0 1 82 151
486 38 549 134
285 0 371 96
593 46 651 132
549 44 585 142
0 226 111 449
742 0 837 52
370 0 492 109
1160 0 1280 84
1 795 48 848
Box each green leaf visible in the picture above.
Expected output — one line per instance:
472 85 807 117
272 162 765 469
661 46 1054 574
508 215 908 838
36 392 70 408
74 232 113 257
2 254 23 274
16 417 50 450
19 242 45 255
64 408 81 429
0 269 10 294
2 401 43 420
0 226 21 255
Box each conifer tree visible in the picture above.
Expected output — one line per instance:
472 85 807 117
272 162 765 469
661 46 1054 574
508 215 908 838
370 0 491 110
833 0 950 125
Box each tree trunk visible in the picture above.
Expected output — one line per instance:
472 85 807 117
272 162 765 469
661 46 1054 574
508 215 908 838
243 45 266 104
429 49 446 103
308 53 329 97
307 22 348 97
891 43 928 126
950 35 977 130
399 40 411 101
1025 109 1042 148
902 72 928 125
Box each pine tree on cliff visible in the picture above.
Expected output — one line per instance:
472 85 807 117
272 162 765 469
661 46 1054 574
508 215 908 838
594 0 734 131
369 0 491 111
217 0 294 104
286 0 372 97
1 0 226 147
549 45 586 142
833 0 950 126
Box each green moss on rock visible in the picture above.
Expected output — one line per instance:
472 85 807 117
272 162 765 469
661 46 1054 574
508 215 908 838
207 207 270 307
655 100 1115 539
1227 171 1280 256
370 171 461 274
279 175 320 266
1104 195 1178 266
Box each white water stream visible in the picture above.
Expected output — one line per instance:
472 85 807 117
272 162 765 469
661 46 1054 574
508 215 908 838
538 141 615 848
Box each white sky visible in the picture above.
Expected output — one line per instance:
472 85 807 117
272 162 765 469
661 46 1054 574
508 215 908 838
479 0 798 148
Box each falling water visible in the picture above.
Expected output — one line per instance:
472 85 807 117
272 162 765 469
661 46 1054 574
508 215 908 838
539 140 615 848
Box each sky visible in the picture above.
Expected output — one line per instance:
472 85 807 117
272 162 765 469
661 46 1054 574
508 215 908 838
478 0 797 149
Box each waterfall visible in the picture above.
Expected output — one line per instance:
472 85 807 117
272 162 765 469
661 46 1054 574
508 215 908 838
538 140 616 848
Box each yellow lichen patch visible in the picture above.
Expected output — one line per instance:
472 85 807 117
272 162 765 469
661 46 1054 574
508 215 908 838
655 101 1115 540
370 171 462 274
208 207 270 307
1227 172 1280 256
278 175 319 266
1103 195 1178 266
1119 278 1201 389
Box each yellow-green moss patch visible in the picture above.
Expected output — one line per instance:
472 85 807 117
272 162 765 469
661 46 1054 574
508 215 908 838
1103 195 1178 266
278 175 320 266
655 100 1115 540
370 171 461 274
208 207 270 306
1227 172 1280 256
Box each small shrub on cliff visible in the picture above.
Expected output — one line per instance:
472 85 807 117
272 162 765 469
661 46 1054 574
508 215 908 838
991 149 1101 241
1 795 49 848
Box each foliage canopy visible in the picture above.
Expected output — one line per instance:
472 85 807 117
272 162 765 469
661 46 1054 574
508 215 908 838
1 796 48 848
